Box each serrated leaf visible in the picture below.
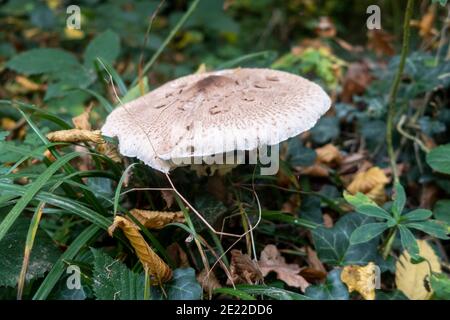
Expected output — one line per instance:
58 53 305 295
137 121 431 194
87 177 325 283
0 216 60 287
6 48 79 75
312 213 379 266
305 269 349 300
350 222 389 244
426 144 450 174
91 248 145 300
84 30 120 69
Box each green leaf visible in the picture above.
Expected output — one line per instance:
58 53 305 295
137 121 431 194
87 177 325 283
305 269 349 300
84 30 120 69
398 225 420 261
0 152 81 242
350 222 389 244
376 290 408 300
152 268 202 300
310 116 340 144
286 138 316 167
433 200 450 225
33 225 99 300
392 182 406 216
312 213 379 266
406 220 449 240
0 216 59 287
91 248 145 300
262 210 318 229
6 48 79 75
344 192 393 221
192 194 227 231
430 273 450 299
426 144 450 174
402 209 432 222
213 287 256 300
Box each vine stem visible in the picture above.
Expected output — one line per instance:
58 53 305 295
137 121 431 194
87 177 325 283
382 228 397 260
386 0 415 184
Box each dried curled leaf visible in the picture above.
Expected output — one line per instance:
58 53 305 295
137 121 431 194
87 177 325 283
228 249 263 285
301 144 342 177
46 129 105 144
347 167 389 204
395 240 441 300
341 262 377 300
96 141 122 162
258 244 310 292
130 209 184 230
108 216 172 283
72 106 92 131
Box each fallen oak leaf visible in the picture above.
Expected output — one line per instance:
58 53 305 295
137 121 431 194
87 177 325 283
108 215 172 283
46 129 105 144
341 262 378 300
258 244 310 292
130 209 184 229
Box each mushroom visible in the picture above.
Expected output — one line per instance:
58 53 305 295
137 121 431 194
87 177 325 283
101 68 331 174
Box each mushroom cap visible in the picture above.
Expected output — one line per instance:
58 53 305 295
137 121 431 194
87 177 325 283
101 68 331 172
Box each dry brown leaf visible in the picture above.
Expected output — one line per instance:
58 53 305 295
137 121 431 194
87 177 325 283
108 215 172 283
197 269 221 294
1 118 16 131
346 167 389 204
72 105 92 131
341 262 377 300
306 246 327 273
96 142 122 162
300 144 342 177
258 244 310 291
367 29 395 56
166 243 189 268
228 249 263 285
415 5 437 39
419 183 440 209
15 75 45 92
130 209 184 229
161 190 175 208
46 129 105 144
395 240 441 300
341 62 372 103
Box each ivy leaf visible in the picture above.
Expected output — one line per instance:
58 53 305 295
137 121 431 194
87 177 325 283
402 209 432 222
432 0 448 7
91 249 145 300
433 200 450 225
305 269 349 300
310 116 340 144
312 213 379 266
286 138 316 167
152 268 202 300
392 182 406 217
6 48 79 75
426 144 450 175
84 30 120 69
405 220 449 240
0 216 60 287
350 222 389 245
398 225 420 261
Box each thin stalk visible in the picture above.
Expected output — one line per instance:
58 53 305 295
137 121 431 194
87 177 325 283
386 0 415 183
382 228 397 260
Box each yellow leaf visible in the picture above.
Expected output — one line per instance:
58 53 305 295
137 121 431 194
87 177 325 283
346 167 389 204
316 143 343 165
395 240 441 300
64 27 84 40
108 216 172 283
341 262 377 300
130 209 184 229
96 142 122 163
